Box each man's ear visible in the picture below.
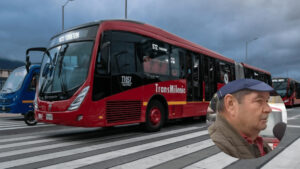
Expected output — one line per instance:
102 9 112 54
223 94 238 117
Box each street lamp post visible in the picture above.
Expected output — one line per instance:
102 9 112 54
62 0 74 31
245 37 258 62
125 0 127 19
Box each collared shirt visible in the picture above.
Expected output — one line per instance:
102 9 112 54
208 113 272 159
241 133 266 156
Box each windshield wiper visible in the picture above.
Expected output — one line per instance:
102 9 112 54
40 52 55 95
40 66 55 95
41 44 69 98
57 44 69 97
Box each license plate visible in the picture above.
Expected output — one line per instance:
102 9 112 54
38 113 43 120
46 114 53 120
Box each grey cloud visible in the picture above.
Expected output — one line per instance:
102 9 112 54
0 0 299 81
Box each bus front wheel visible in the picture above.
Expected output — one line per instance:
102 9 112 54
24 111 37 126
145 100 165 132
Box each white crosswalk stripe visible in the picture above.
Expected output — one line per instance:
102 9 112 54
110 139 214 169
0 126 202 168
0 135 43 144
0 131 136 158
0 138 60 149
41 131 208 169
0 118 53 130
262 138 300 169
0 124 53 131
0 121 299 169
184 152 238 169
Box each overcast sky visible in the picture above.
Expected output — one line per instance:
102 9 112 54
0 0 299 80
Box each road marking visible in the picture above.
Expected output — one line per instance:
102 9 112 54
0 121 23 124
0 126 203 168
0 135 43 144
287 114 300 120
110 139 214 169
0 124 28 127
287 125 300 128
262 137 300 169
183 152 238 169
0 131 135 158
0 138 60 149
40 131 208 169
0 124 54 131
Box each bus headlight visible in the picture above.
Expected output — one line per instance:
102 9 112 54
68 86 89 111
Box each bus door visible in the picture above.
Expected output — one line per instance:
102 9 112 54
93 33 112 101
186 52 202 102
203 56 217 102
22 69 39 113
185 52 203 116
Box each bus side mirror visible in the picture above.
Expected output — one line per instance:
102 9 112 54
26 55 31 73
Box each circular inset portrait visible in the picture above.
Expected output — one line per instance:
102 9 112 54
207 79 287 159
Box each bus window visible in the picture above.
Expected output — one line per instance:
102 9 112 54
288 81 295 97
297 83 300 99
203 56 216 101
186 52 193 101
142 41 169 76
218 62 231 84
192 53 202 101
111 42 136 74
28 73 39 91
170 47 185 78
93 32 111 101
244 68 253 79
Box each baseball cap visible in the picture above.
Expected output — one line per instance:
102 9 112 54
217 79 274 99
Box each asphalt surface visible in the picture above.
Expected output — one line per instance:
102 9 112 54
0 107 299 169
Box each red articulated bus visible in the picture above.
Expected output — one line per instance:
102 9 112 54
241 62 272 86
29 20 271 131
272 78 300 107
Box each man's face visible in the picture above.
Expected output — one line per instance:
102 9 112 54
235 91 272 135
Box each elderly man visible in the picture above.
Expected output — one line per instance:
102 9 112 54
208 79 273 159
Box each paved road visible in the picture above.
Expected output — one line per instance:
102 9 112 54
0 107 300 169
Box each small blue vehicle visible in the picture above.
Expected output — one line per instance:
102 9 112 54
0 48 45 125
0 65 40 125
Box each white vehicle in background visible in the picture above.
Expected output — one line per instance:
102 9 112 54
261 93 287 149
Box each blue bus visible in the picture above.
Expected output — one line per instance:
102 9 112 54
0 64 40 125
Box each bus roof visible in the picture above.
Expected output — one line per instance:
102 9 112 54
52 19 235 64
241 62 271 75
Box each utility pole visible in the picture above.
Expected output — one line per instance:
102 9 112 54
245 37 258 62
62 0 74 31
125 0 127 19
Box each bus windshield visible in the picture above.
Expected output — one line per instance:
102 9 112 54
39 41 93 101
273 81 287 97
1 67 27 93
